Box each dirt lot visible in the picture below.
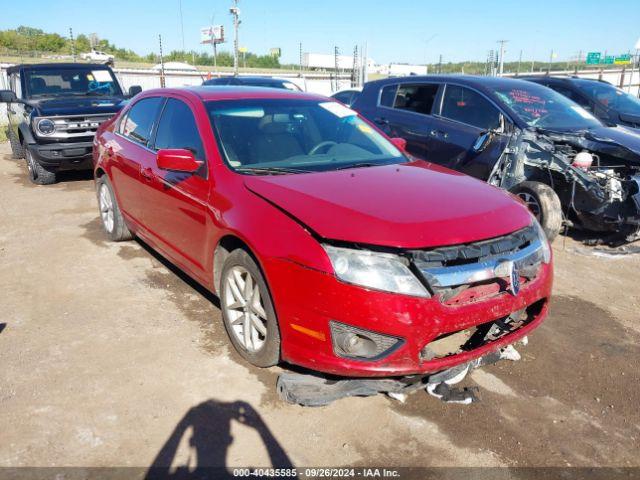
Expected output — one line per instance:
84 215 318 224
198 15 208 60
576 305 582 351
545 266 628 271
1 141 639 474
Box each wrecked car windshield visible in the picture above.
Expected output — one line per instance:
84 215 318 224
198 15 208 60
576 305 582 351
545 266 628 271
574 80 640 115
24 67 122 98
493 84 601 130
207 99 405 174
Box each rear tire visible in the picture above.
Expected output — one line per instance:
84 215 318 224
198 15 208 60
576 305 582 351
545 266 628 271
511 181 563 242
220 249 280 368
96 175 133 241
8 129 24 159
25 148 56 185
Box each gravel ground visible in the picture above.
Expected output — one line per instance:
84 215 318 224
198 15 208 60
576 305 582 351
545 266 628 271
0 142 638 475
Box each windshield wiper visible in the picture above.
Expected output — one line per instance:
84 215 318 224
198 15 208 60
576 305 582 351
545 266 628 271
333 162 382 171
234 166 310 175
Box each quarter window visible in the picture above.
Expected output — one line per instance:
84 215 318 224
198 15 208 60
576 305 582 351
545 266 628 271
393 84 439 115
122 97 164 146
379 84 398 107
441 85 501 130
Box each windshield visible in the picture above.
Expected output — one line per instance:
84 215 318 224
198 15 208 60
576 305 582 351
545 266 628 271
207 99 405 174
574 80 640 115
24 67 122 98
493 83 601 130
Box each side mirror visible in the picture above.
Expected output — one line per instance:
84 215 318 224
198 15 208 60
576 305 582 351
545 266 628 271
0 90 17 103
128 85 142 97
390 137 407 151
472 132 493 153
156 149 201 173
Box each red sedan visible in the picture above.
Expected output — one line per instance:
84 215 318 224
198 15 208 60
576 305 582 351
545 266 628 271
92 87 553 377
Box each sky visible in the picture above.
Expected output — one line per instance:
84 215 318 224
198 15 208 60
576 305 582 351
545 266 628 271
2 0 640 65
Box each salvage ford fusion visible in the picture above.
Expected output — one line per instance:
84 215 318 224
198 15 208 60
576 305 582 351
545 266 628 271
92 87 553 377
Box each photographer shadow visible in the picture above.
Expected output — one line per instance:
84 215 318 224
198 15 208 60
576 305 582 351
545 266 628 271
145 400 292 480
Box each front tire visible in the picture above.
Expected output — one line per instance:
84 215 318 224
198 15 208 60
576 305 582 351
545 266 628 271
511 181 563 242
8 129 24 159
96 175 133 241
220 249 280 367
26 148 56 185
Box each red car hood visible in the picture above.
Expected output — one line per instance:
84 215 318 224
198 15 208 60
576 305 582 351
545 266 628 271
244 162 533 248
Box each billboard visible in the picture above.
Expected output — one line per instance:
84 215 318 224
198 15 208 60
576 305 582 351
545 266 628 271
200 26 224 44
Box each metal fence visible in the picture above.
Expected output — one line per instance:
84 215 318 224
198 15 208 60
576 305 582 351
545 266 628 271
0 64 353 125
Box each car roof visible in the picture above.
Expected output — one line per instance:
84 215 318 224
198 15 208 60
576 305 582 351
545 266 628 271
6 63 111 74
365 74 542 91
139 86 327 102
204 76 292 84
521 75 611 86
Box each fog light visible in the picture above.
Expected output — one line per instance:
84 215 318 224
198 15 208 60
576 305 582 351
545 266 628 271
330 321 403 361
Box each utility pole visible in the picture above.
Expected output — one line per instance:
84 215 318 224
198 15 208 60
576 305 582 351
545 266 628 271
299 42 303 72
497 39 508 76
69 27 76 62
548 49 554 74
230 0 240 76
516 49 523 75
334 46 339 91
178 0 185 52
159 34 166 88
438 54 443 74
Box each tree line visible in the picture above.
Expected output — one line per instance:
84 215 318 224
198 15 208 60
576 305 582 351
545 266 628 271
0 26 282 68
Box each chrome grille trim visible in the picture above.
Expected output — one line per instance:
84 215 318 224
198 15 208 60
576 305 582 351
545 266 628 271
34 114 114 139
416 238 544 288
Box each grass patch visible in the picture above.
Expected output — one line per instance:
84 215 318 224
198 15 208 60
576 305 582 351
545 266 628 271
0 126 8 143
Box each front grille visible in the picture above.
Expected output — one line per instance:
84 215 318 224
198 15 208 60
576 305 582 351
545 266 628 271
408 225 544 304
38 114 114 139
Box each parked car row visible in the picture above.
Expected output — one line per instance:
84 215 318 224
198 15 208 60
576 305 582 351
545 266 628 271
2 64 636 392
347 75 640 245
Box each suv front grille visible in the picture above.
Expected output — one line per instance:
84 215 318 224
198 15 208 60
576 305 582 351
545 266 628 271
38 114 114 139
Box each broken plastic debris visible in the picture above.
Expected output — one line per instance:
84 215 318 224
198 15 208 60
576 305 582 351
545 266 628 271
426 382 479 405
519 336 529 346
500 344 521 361
387 392 408 403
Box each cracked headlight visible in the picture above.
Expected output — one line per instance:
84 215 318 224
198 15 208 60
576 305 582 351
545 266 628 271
532 219 552 264
323 245 430 297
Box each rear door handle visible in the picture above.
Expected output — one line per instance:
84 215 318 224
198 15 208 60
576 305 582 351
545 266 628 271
140 167 154 180
374 117 389 125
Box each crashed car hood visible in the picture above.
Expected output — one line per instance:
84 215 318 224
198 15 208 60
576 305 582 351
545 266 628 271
30 96 127 116
543 126 640 166
244 162 533 249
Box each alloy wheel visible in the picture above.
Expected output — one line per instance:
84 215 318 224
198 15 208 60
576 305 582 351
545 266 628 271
99 184 115 233
223 266 268 352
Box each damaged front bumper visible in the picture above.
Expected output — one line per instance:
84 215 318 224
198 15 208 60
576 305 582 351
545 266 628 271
277 342 525 407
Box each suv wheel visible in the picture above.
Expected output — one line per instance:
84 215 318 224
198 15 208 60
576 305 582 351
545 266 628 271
220 249 280 367
25 148 56 185
511 181 563 242
7 129 24 159
96 176 133 241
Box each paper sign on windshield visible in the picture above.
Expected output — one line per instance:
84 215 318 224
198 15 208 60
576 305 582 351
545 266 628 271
92 70 113 82
319 102 356 118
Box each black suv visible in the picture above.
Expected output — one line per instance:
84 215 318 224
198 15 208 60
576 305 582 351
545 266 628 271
1 63 140 184
522 76 640 129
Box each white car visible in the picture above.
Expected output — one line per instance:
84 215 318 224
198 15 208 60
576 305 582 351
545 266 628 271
80 49 114 64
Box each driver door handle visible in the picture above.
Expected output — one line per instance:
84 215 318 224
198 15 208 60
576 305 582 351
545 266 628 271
140 167 154 181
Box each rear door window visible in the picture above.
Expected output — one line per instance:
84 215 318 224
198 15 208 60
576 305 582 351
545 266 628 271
441 85 501 130
549 85 592 109
121 97 164 146
393 83 439 115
